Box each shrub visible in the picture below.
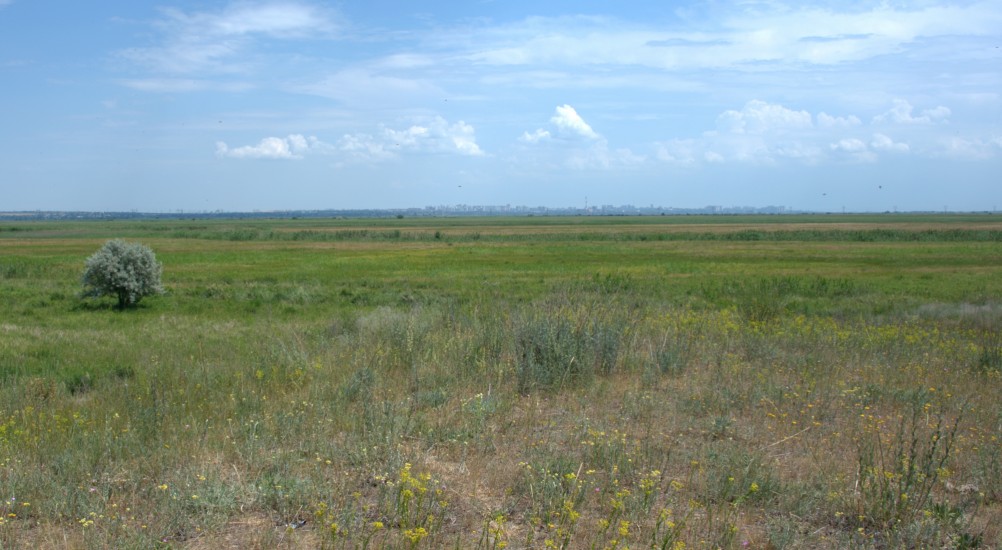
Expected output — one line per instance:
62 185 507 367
513 309 625 394
81 239 164 309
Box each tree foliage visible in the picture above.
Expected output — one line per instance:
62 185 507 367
81 239 164 308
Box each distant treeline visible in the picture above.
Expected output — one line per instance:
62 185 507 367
164 227 1002 243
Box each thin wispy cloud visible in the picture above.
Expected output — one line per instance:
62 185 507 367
459 3 1000 72
120 78 254 93
937 136 1002 160
294 67 443 106
118 2 336 76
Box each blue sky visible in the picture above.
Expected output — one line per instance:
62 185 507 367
2 1 1000 212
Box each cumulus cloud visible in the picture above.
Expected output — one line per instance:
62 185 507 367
551 105 600 139
772 142 824 162
648 97 975 166
517 104 645 169
679 100 825 164
216 134 311 159
519 104 599 158
874 99 951 124
830 138 867 153
650 99 928 165
217 117 484 162
870 133 909 153
334 133 394 162
829 137 875 162
716 100 813 134
520 128 551 143
382 117 483 156
817 112 862 128
336 117 484 162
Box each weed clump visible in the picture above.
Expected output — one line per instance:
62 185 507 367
513 307 625 394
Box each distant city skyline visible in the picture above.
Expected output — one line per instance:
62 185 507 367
1 1 1000 213
8 203 1000 223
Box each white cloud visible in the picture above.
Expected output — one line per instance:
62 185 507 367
377 54 436 70
772 141 824 162
650 101 870 165
520 105 598 144
383 117 484 156
216 134 308 159
703 132 771 163
209 3 329 37
566 141 645 170
520 129 551 143
516 105 644 169
334 134 395 163
119 78 253 93
217 117 484 162
830 138 867 153
828 137 876 162
551 105 600 139
384 126 429 149
817 112 862 128
922 106 952 120
461 3 1000 73
691 100 823 164
937 136 1002 160
287 134 309 152
874 99 951 124
649 96 979 167
716 100 812 134
448 122 485 157
119 2 335 77
870 133 909 153
655 139 698 165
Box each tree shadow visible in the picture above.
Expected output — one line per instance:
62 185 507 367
71 298 150 312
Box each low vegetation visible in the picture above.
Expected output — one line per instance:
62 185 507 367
1 214 1000 548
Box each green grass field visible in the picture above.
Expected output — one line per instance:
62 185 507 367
1 214 1001 548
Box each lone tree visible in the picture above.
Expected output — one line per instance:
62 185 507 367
81 239 164 309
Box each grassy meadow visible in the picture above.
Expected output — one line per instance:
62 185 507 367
1 214 1001 549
